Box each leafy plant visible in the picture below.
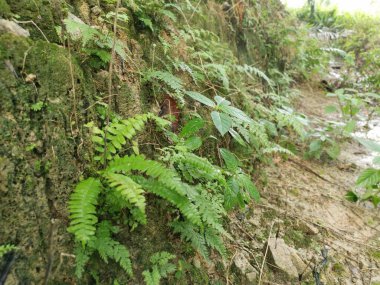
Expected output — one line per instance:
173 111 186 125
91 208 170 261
0 244 17 258
142 252 177 285
347 138 380 206
64 18 127 66
68 114 243 278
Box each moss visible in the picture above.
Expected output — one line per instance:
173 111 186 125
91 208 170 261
284 229 314 249
7 0 63 43
0 33 96 283
0 0 11 18
331 262 345 276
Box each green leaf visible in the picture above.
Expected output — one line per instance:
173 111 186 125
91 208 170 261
345 191 359 202
68 178 102 244
344 120 356 133
220 148 239 172
219 104 253 123
237 174 260 202
214 96 231 106
324 105 338 114
309 140 322 153
326 143 340 159
356 138 380 153
211 111 232 136
229 129 246 146
356 168 380 187
185 91 216 108
183 136 202 151
180 118 205 138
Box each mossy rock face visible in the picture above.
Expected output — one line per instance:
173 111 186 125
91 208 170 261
0 33 96 283
6 0 63 43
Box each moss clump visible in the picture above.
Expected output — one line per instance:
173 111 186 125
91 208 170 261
0 0 11 17
331 262 345 276
284 229 314 249
7 0 62 42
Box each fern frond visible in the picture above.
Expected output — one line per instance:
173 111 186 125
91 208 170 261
143 266 161 285
104 173 146 224
204 228 227 258
235 64 273 86
105 155 187 196
142 251 176 285
89 221 133 276
356 168 380 187
193 188 226 235
172 221 209 260
175 153 225 184
0 244 18 258
68 178 102 244
136 177 201 226
90 113 169 160
145 70 183 91
74 245 92 278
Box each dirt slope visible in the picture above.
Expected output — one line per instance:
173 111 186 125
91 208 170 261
227 86 380 284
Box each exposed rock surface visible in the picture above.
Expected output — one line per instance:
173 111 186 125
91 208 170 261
0 19 29 37
267 237 306 279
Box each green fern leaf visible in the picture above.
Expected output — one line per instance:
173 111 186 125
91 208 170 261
0 244 18 258
145 70 183 91
68 178 102 244
172 221 209 260
136 177 202 226
105 173 147 224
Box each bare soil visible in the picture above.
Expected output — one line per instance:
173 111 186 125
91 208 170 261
228 86 380 284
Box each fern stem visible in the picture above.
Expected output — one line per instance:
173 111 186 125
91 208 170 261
104 0 121 167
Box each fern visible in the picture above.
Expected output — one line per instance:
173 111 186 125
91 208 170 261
89 222 133 276
235 64 273 86
172 221 209 260
104 173 147 224
143 252 176 285
104 155 188 197
74 221 133 278
0 244 17 258
74 245 92 279
88 113 169 160
174 152 226 184
64 18 127 61
145 70 183 91
68 178 102 245
136 177 202 226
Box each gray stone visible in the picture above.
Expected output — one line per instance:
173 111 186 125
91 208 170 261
245 271 258 283
267 238 307 279
234 252 255 275
0 19 30 37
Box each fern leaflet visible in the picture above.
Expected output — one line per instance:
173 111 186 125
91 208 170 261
68 178 102 244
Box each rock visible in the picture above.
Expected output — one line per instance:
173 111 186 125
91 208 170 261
193 256 201 269
245 271 258 283
66 13 86 40
0 19 30 37
91 6 102 16
298 221 319 235
234 252 255 275
267 238 307 279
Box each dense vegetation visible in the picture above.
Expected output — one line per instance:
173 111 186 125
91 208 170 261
0 0 379 284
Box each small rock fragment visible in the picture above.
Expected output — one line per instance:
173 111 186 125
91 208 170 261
267 237 307 279
234 252 255 275
25 74 37 83
0 19 30 37
245 271 258 283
